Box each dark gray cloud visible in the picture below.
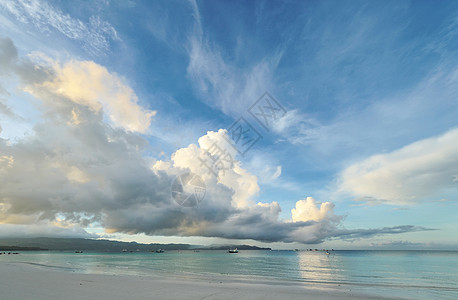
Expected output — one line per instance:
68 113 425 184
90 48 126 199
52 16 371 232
0 37 17 69
0 36 54 85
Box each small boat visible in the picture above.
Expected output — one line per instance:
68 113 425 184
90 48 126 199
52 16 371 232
122 249 128 252
75 250 83 253
156 249 165 253
228 248 238 253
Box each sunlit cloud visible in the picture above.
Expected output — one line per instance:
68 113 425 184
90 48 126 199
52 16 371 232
0 37 156 133
339 128 458 205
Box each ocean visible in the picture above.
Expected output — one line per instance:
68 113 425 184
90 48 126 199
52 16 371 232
1 250 457 299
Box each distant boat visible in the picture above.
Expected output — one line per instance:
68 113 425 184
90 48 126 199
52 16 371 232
122 249 128 252
228 248 238 253
294 249 299 251
156 249 165 253
75 250 83 253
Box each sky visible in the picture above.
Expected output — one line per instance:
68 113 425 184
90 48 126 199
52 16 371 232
0 0 457 250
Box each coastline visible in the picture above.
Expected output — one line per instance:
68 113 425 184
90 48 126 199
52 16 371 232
0 261 397 300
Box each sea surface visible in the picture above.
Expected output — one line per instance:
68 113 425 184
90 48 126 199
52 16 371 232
1 250 457 299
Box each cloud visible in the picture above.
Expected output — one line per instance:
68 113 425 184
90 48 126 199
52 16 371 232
332 226 435 241
34 59 156 133
169 129 260 209
0 112 429 243
0 100 22 120
339 128 458 205
0 104 343 244
272 109 323 146
369 240 425 249
244 153 282 186
187 39 278 117
185 1 281 117
0 37 155 133
291 197 341 223
0 0 119 55
0 37 431 244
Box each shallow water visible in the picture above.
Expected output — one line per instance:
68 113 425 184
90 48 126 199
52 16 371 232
2 250 457 299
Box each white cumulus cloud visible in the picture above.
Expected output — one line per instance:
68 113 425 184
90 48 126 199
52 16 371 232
292 197 341 223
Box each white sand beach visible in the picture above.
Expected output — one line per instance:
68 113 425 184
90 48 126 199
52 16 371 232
0 262 395 300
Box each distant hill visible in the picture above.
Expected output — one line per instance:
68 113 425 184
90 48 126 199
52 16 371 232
0 245 46 251
0 237 191 252
0 238 272 252
198 244 271 250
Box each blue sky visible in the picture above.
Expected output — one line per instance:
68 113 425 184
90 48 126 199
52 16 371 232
0 0 457 249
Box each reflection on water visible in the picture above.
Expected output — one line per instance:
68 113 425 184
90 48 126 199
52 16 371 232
298 250 458 299
2 250 458 299
297 251 344 284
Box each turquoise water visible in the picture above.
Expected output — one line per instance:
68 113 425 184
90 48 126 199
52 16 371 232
2 250 457 299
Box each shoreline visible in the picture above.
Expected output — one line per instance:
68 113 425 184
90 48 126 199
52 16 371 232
0 261 399 300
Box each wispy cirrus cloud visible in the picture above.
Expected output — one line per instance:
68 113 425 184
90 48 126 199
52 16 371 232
0 0 119 55
186 37 281 117
185 0 282 118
